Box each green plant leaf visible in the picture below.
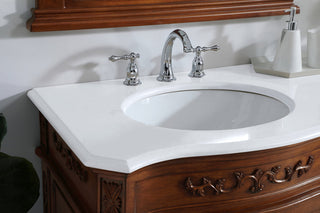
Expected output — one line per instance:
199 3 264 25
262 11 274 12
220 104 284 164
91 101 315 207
0 152 40 213
0 113 7 148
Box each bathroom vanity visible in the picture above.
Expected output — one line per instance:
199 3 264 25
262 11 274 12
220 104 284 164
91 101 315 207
28 65 320 212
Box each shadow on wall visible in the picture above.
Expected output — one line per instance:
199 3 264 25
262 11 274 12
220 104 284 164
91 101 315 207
0 0 35 38
0 0 284 79
298 0 320 31
202 17 283 68
35 46 130 84
296 0 320 51
204 22 235 68
197 20 245 69
0 0 142 84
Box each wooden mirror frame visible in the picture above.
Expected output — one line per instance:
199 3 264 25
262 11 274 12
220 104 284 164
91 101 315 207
27 0 298 32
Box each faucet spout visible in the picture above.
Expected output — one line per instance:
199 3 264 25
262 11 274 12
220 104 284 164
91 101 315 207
157 29 194 82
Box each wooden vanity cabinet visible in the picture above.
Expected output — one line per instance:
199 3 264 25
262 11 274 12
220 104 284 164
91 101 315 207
37 113 320 213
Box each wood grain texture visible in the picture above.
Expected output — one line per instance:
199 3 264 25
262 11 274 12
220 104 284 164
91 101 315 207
27 0 299 32
37 113 320 212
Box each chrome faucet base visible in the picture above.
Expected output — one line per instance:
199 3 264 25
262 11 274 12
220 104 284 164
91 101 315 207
157 61 176 82
124 78 141 86
188 71 205 78
156 75 176 82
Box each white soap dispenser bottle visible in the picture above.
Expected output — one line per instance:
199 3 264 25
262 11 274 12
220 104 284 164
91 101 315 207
273 7 302 73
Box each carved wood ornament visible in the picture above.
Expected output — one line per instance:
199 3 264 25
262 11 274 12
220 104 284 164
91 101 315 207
101 179 123 213
39 114 49 154
186 156 314 196
53 132 88 182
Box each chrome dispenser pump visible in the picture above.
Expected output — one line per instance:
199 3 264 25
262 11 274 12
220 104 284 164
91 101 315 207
279 7 298 42
286 7 297 31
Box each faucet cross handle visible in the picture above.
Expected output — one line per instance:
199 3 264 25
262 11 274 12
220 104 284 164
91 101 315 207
109 52 141 86
189 45 220 78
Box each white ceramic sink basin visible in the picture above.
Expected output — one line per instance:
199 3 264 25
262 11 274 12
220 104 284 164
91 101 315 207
123 87 293 130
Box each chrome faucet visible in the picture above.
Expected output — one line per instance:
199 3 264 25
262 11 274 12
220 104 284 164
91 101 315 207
157 29 194 82
109 52 141 86
157 29 220 81
189 45 220 78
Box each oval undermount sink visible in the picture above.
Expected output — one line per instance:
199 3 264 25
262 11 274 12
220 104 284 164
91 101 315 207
122 87 293 130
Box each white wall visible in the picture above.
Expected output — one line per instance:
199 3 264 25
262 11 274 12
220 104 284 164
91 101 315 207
0 0 319 212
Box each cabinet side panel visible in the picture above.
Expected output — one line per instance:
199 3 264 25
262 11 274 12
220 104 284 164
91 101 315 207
39 115 98 213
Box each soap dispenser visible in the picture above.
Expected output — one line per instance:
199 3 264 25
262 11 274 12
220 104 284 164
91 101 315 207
273 7 302 73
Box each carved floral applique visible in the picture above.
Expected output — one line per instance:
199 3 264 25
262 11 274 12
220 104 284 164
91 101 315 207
186 156 314 196
102 180 122 213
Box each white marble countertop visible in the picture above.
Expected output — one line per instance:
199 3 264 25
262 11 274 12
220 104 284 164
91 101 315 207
27 64 320 173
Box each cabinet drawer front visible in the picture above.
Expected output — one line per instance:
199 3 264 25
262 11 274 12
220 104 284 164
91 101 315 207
126 138 320 212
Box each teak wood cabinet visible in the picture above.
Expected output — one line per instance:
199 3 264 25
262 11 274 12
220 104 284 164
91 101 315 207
37 113 320 213
27 0 299 32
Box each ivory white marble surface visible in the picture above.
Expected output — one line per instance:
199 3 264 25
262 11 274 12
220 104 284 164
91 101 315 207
28 64 320 173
